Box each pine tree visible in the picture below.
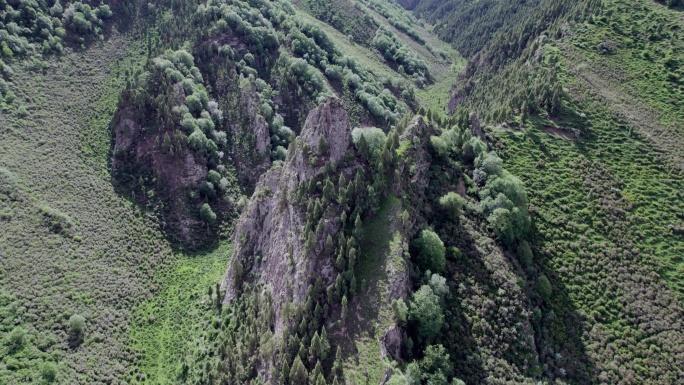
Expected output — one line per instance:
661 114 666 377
327 285 335 305
163 131 172 153
310 332 322 362
353 214 362 240
335 274 344 299
320 327 330 360
279 359 290 385
341 295 348 319
314 199 323 219
315 373 327 385
315 219 324 236
318 135 328 155
332 346 343 376
297 341 307 362
310 361 324 385
350 275 357 295
289 356 308 385
347 248 357 269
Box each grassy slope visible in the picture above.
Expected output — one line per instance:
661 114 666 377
295 10 401 85
493 111 684 378
504 0 684 297
0 31 164 383
129 244 231 384
0 24 234 384
387 0 684 380
296 0 463 115
562 0 684 169
343 194 405 384
483 0 684 380
356 1 465 114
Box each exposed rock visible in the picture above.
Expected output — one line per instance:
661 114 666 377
111 106 208 244
222 97 353 332
393 116 437 222
229 78 272 192
379 367 394 385
380 325 402 360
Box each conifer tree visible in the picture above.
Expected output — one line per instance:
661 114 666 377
332 346 343 376
341 295 348 319
289 356 308 385
280 359 290 385
320 327 330 360
310 332 322 363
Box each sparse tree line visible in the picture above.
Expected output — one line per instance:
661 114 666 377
372 27 430 81
357 0 425 45
0 0 119 57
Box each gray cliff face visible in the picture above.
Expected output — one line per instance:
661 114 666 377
112 106 208 243
229 78 272 192
222 97 353 332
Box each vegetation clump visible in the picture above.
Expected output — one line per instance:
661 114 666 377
412 229 446 274
372 27 431 81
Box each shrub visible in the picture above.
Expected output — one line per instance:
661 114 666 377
537 274 552 302
8 326 27 350
487 207 515 244
462 136 486 162
200 203 217 224
352 127 387 157
40 205 75 236
516 240 534 268
430 136 448 158
372 28 430 78
186 94 203 115
439 192 466 219
386 372 408 385
345 73 361 89
412 229 446 274
352 127 387 154
188 130 208 152
409 285 444 342
17 105 28 117
41 362 57 382
69 314 85 336
427 274 448 299
207 170 221 186
420 344 452 383
479 152 503 176
273 146 287 161
392 298 408 325
479 170 530 243
324 64 343 80
95 5 113 19
405 362 422 385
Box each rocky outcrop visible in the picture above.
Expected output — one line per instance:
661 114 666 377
111 106 209 244
229 79 272 192
393 116 438 229
380 325 403 360
222 97 354 332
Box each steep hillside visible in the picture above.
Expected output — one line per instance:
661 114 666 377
1 0 683 384
0 25 169 384
405 0 684 383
